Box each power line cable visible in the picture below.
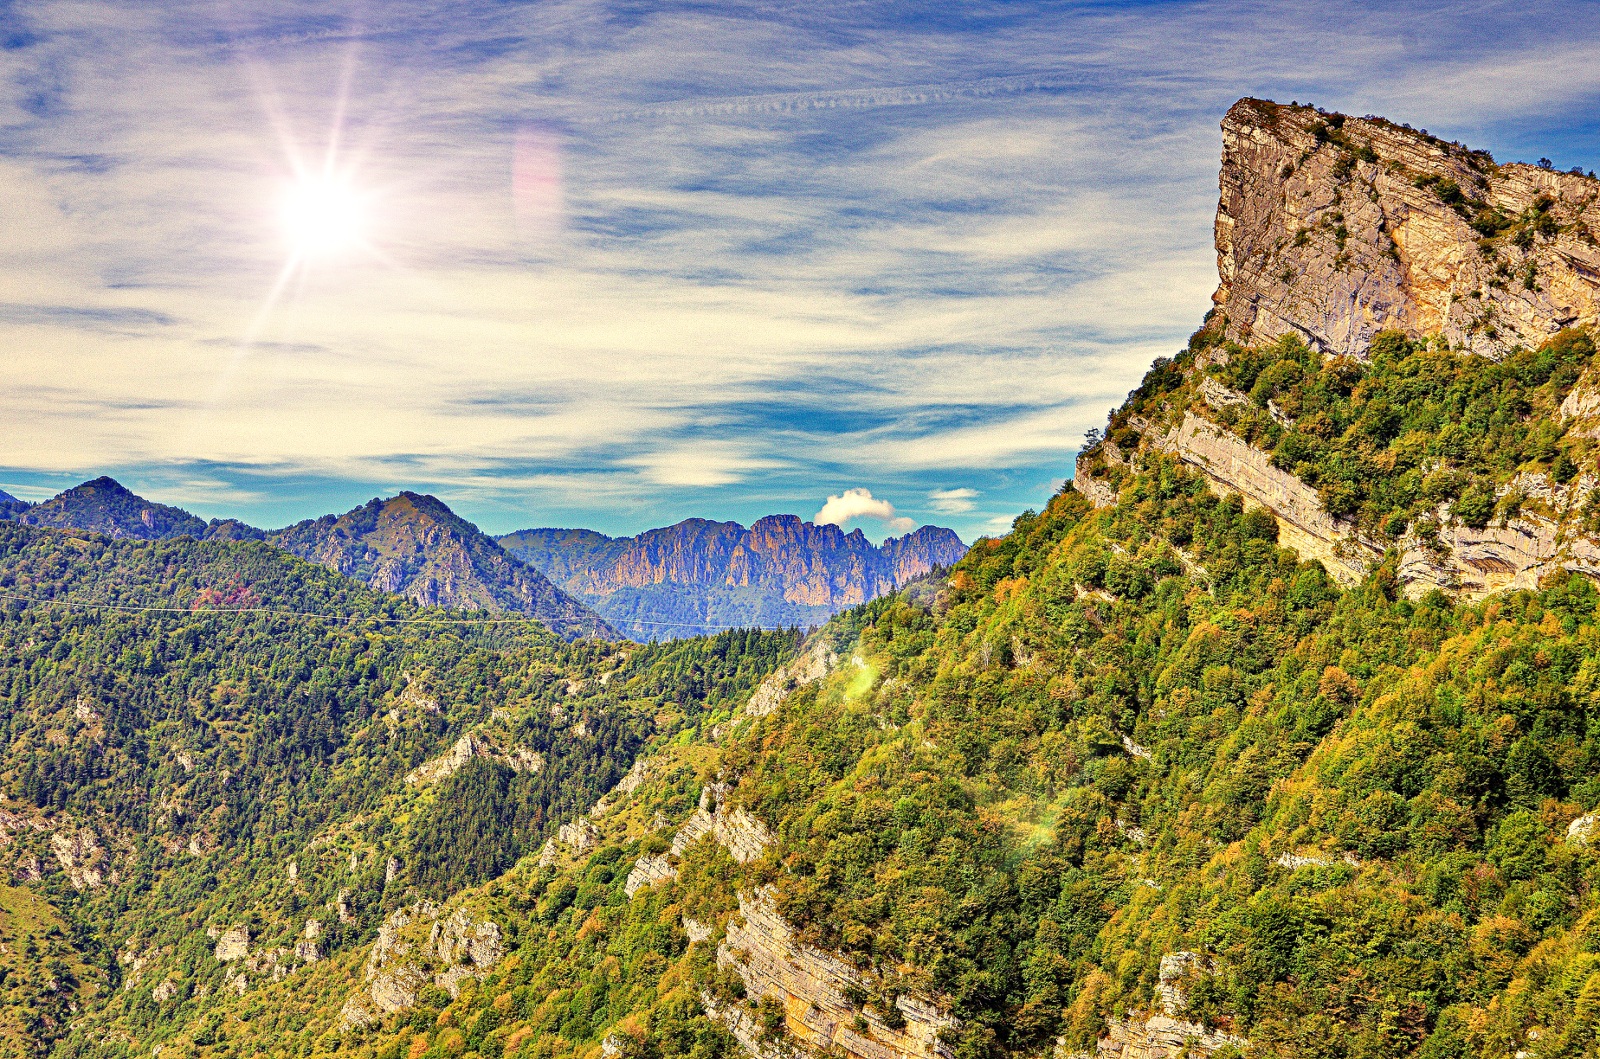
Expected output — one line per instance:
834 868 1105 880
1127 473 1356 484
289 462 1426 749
0 588 784 632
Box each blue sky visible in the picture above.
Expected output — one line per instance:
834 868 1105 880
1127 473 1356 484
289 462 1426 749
4 1 1600 541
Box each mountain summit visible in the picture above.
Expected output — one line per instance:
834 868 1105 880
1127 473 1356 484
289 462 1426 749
16 476 210 539
1213 97 1600 358
500 514 966 638
269 492 618 639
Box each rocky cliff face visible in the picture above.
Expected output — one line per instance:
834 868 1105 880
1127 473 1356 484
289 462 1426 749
500 517 965 639
270 493 616 640
1072 98 1600 601
1080 399 1600 600
1213 98 1600 359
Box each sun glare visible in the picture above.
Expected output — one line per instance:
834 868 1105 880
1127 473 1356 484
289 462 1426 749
278 175 367 261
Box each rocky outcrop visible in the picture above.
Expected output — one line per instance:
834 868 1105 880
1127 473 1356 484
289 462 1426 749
1092 952 1246 1059
430 908 505 997
212 926 250 963
624 853 675 898
1071 454 1120 510
718 889 956 1059
1213 98 1600 359
590 758 653 817
1148 408 1600 598
1153 412 1372 584
50 828 107 890
404 732 542 786
745 640 836 720
625 784 777 897
499 517 965 639
1568 813 1600 847
340 903 504 1028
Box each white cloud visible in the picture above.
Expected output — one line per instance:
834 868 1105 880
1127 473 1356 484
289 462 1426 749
928 487 978 514
815 488 914 533
3 0 1599 530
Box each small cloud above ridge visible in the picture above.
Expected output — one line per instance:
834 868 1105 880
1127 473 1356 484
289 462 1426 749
815 487 915 533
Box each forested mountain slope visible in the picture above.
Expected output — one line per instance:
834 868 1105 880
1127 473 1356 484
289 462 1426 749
0 482 615 641
14 96 1600 1059
0 522 793 1057
500 517 965 639
101 408 1600 1059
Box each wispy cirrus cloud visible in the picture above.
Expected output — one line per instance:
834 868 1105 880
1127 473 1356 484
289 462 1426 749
3 0 1599 539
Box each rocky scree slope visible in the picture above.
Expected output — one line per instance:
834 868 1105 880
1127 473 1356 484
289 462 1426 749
1214 97 1600 359
500 516 965 639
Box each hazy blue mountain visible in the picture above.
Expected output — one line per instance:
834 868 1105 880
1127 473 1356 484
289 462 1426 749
500 514 966 638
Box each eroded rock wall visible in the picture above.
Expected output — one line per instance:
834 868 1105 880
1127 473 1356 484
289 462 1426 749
1214 98 1600 359
1123 405 1600 600
720 889 955 1059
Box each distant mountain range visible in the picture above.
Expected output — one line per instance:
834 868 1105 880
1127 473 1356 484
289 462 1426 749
1 478 613 640
499 515 965 639
0 480 967 640
268 492 614 639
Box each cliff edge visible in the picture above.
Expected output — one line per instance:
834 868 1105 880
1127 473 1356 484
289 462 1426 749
1214 98 1600 359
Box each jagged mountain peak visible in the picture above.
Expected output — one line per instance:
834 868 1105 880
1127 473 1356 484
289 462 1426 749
1213 96 1600 360
500 513 966 639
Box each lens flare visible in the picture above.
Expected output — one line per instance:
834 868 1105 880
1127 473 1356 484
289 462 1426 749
279 175 367 260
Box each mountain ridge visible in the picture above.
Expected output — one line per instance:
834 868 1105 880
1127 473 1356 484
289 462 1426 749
499 513 966 639
0 479 615 640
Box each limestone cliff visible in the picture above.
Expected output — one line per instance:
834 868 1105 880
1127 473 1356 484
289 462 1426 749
499 517 965 639
1073 97 1600 600
1213 98 1600 359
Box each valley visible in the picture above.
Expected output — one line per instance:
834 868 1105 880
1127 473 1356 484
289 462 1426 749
6 96 1600 1059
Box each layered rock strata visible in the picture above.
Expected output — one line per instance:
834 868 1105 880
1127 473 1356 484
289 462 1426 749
340 903 504 1028
1213 98 1600 359
1077 406 1600 600
719 889 955 1059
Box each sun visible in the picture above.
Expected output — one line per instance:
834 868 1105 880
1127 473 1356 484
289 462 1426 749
278 174 368 261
